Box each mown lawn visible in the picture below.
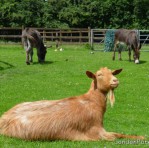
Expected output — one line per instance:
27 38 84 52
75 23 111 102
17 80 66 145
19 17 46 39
0 44 149 148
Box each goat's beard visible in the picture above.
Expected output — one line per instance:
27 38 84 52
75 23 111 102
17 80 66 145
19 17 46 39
107 89 115 107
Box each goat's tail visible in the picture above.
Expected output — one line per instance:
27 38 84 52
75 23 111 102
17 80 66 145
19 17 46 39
113 132 145 140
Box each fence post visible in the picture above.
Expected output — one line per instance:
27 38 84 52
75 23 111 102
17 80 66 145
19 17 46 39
88 27 91 44
43 29 46 43
21 25 25 44
90 29 93 49
60 29 62 44
79 30 81 43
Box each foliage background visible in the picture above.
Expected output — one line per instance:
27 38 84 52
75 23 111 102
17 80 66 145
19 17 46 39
0 0 149 29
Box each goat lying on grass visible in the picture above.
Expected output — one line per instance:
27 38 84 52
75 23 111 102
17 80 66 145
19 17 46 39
0 67 144 141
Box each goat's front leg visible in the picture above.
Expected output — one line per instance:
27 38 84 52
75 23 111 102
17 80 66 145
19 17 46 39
99 128 116 141
112 132 145 140
84 127 115 141
72 134 97 141
99 128 145 141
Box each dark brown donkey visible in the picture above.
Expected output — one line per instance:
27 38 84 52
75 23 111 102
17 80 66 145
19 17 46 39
112 29 141 64
22 28 47 65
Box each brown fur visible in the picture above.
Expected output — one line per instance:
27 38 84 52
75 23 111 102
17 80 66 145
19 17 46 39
0 67 144 141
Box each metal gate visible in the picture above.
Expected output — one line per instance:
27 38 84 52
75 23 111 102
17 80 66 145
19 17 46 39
90 29 149 51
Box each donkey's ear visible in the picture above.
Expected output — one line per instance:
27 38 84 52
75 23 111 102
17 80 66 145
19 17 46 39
112 69 122 75
86 71 96 79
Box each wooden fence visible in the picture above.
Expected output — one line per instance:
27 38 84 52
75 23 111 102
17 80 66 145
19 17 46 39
0 27 148 48
0 27 92 45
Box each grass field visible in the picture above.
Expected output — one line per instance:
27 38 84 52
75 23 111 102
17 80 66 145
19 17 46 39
0 44 149 148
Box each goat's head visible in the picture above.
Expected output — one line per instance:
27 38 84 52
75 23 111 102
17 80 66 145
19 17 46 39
86 67 122 106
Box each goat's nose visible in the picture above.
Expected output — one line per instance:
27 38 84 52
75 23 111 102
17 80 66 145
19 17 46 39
113 79 118 82
110 78 119 88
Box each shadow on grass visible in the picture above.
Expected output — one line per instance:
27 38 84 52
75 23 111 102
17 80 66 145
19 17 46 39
0 61 15 70
33 60 55 65
117 59 147 64
139 60 147 64
128 60 147 64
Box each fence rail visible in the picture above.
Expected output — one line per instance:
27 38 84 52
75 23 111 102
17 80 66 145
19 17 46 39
0 27 91 45
0 27 149 48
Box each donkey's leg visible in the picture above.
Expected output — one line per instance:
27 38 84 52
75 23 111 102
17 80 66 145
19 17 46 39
26 49 33 65
36 47 41 63
112 44 117 60
128 47 131 62
133 50 139 64
25 39 33 65
23 39 30 65
118 48 122 60
26 51 30 65
29 49 34 63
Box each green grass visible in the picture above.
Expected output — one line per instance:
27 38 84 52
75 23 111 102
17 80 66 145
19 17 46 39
0 44 149 148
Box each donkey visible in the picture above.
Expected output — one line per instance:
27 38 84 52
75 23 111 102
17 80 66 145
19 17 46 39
22 28 47 65
112 29 141 64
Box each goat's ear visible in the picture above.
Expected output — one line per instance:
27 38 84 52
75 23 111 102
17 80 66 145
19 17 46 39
86 71 96 79
112 69 122 75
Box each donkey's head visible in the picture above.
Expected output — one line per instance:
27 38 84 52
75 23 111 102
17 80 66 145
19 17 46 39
38 44 47 63
133 43 141 64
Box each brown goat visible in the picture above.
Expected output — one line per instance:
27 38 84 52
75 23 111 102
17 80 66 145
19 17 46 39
0 67 144 141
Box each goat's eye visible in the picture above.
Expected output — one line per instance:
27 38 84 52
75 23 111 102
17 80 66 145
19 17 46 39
97 73 103 77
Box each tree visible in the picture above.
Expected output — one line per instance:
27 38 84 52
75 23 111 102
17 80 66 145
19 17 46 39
134 0 149 29
0 0 149 29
